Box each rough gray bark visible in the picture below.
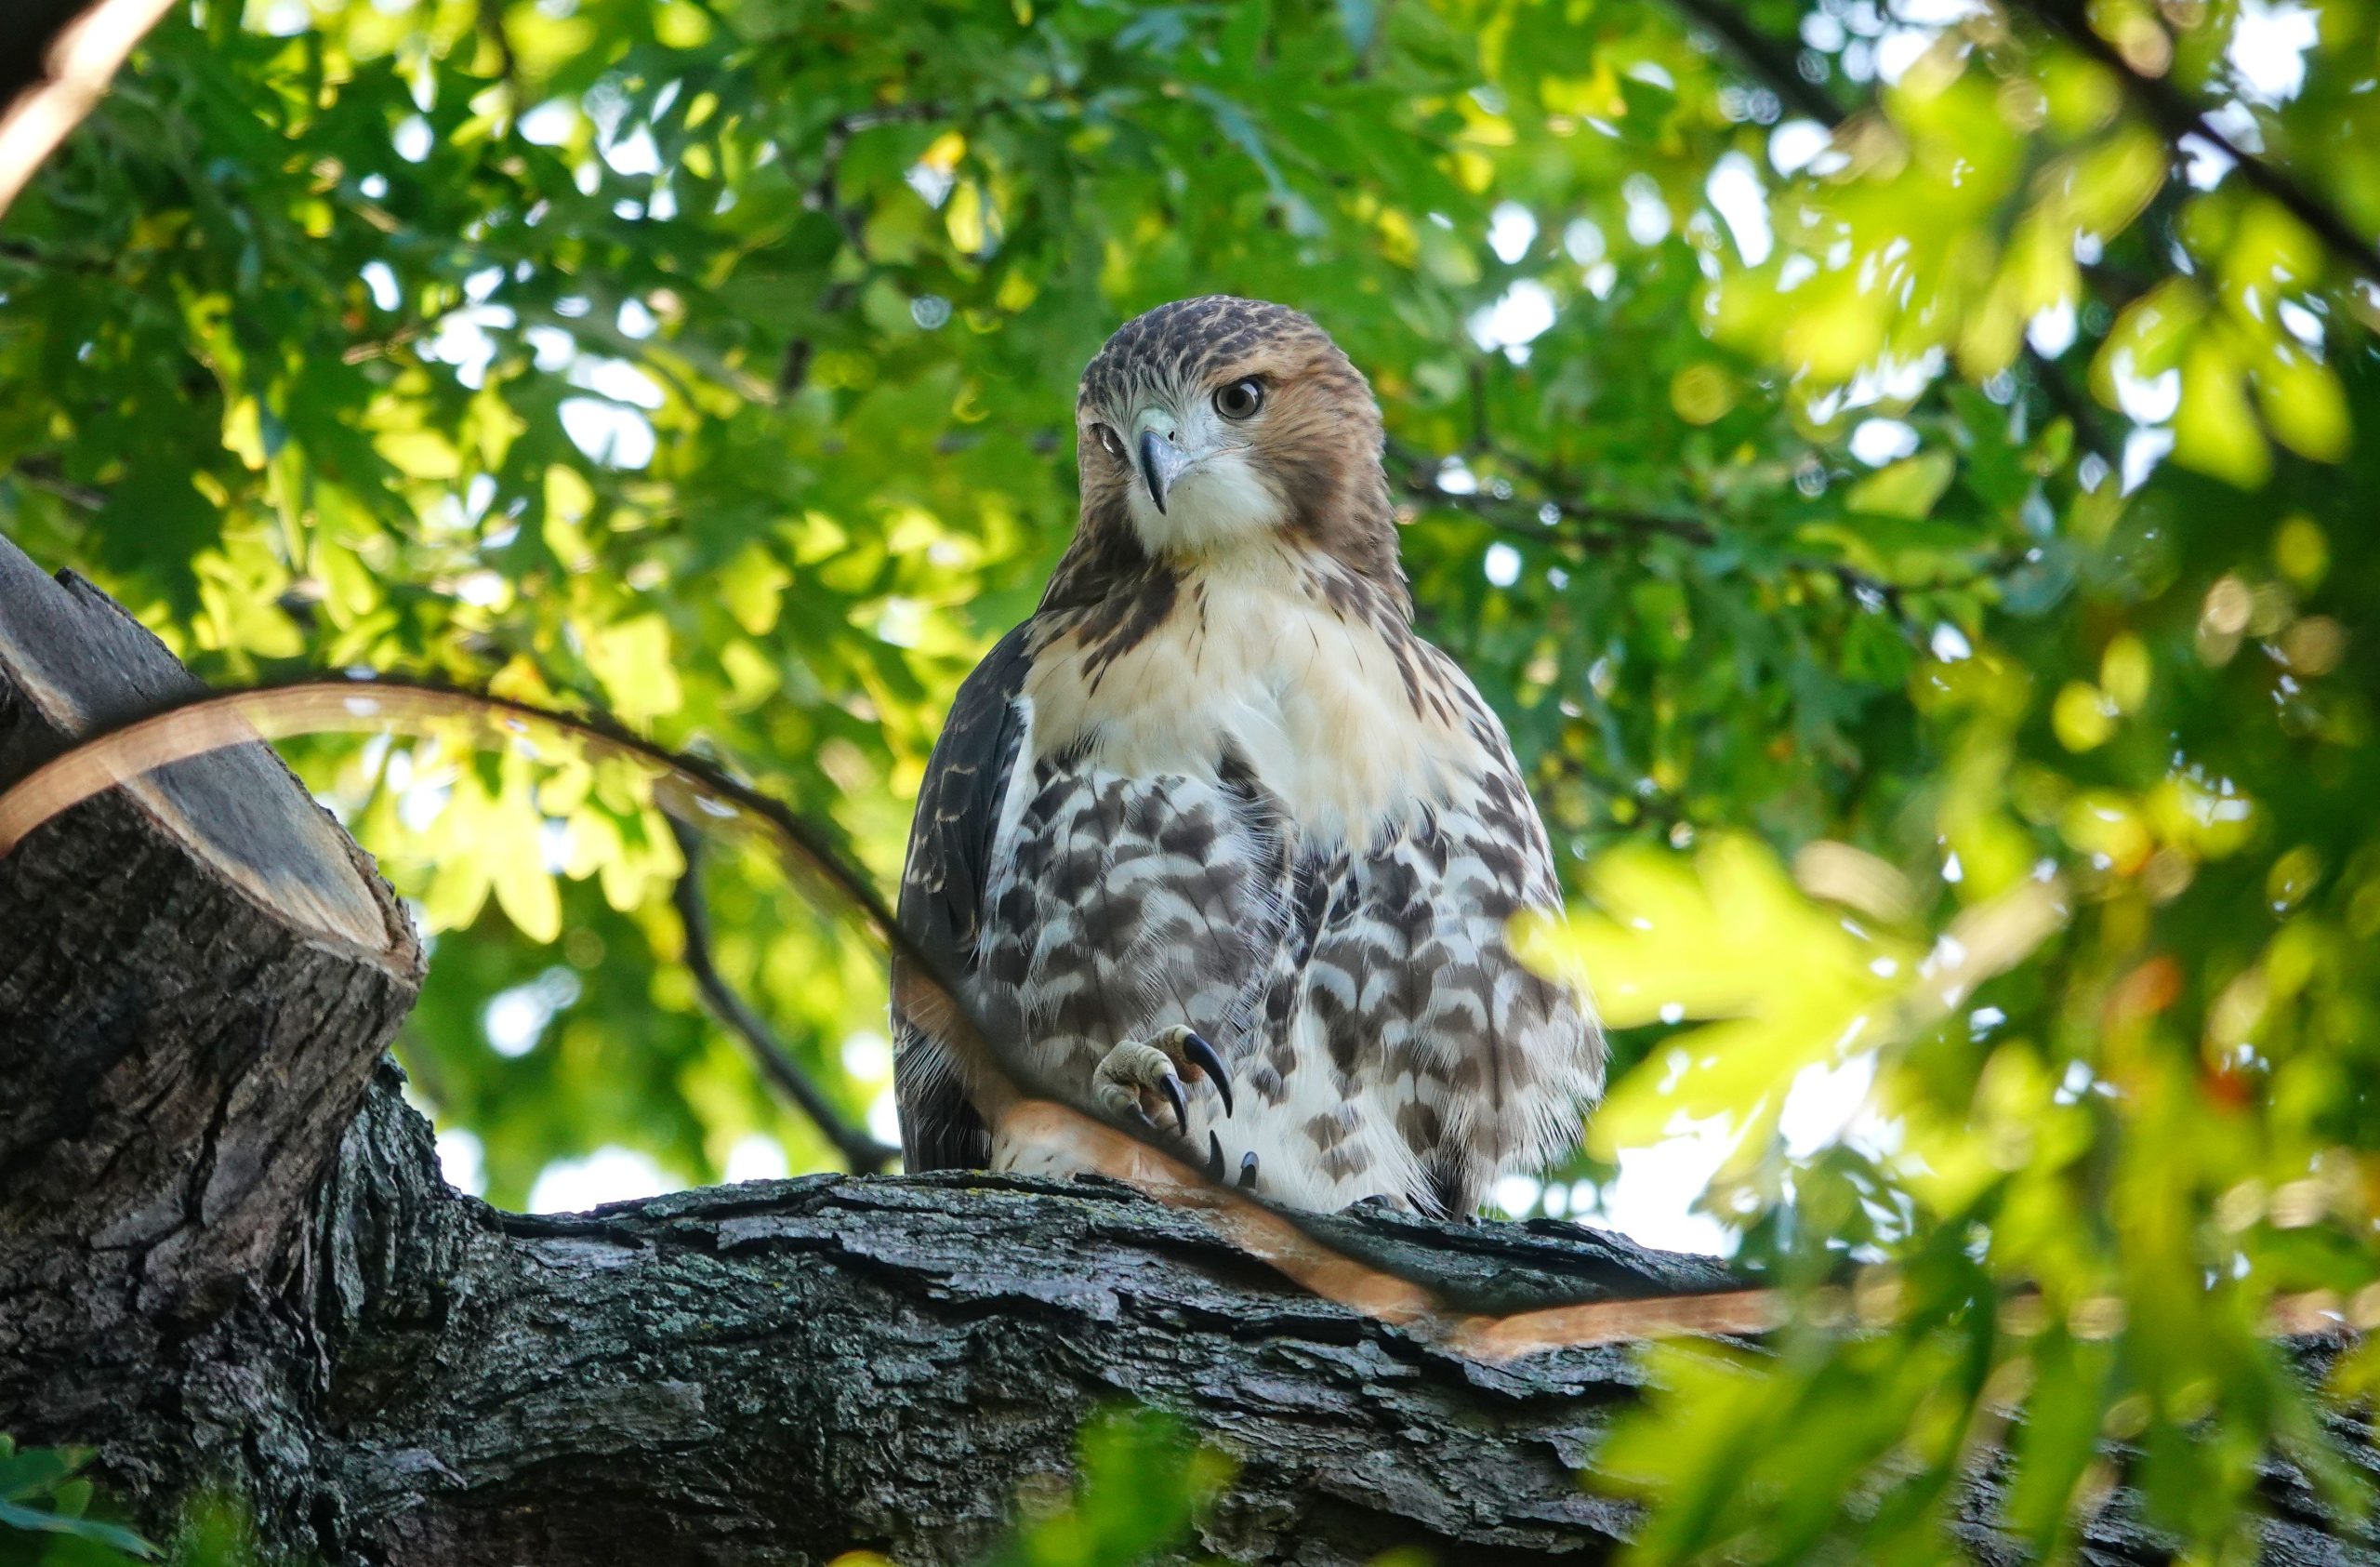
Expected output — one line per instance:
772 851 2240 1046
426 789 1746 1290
0 538 425 1527
0 532 2372 1567
306 1079 1726 1566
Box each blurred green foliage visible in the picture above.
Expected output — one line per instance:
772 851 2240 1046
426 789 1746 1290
0 1437 156 1564
0 1445 249 1567
8 0 2380 1555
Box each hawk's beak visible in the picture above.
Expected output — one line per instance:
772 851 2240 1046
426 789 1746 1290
1138 428 1189 514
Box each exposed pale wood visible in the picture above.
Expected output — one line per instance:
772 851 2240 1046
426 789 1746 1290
0 538 394 949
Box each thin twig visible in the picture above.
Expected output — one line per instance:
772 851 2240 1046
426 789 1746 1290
667 816 898 1175
341 319 427 365
1387 438 1715 551
1390 440 2015 640
1419 480 1718 554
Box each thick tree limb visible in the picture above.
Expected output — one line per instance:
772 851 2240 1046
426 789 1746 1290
0 538 423 1322
0 532 1733 1563
304 1078 1726 1566
0 533 424 1522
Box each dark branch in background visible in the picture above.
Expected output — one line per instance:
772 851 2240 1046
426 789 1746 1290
1664 0 1850 126
1393 451 1712 551
668 816 898 1175
776 95 1042 394
805 100 1018 258
0 0 91 109
474 0 518 94
2021 0 2380 281
781 101 968 392
778 282 852 394
8 458 104 511
0 0 178 218
1384 438 2021 642
0 236 113 273
1656 0 2124 461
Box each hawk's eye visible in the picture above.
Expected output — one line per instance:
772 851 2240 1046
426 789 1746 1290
1212 378 1264 420
1091 423 1124 460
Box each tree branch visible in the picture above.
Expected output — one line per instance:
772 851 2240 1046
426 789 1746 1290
2021 0 2380 281
667 815 897 1175
1651 0 2123 462
7 458 105 510
1664 0 1849 126
474 0 517 96
2 493 2373 1567
1387 437 1717 552
295 1078 1738 1567
1386 438 1990 644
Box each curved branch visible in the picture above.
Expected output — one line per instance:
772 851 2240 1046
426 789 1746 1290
667 815 897 1175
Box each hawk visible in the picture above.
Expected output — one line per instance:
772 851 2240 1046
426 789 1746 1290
892 296 1602 1215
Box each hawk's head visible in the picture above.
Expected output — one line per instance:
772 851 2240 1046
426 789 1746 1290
1072 297 1397 587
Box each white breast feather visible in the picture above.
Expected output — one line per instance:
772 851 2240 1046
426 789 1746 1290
1025 549 1470 843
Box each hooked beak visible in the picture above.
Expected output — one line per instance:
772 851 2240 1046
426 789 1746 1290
1138 428 1190 514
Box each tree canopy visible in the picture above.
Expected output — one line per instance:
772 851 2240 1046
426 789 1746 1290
7 0 2380 1557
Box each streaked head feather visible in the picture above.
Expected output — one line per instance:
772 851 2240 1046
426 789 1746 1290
1047 297 1405 619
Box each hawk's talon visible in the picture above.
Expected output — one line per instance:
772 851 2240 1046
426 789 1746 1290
1181 1030 1235 1117
1237 1150 1260 1190
1092 1027 1228 1140
1157 1069 1190 1136
1206 1131 1226 1180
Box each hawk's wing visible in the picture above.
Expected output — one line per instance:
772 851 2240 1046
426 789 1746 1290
891 621 1035 1171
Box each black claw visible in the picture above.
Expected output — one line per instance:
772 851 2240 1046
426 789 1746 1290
1182 1030 1235 1117
1206 1131 1225 1180
1157 1070 1189 1135
1237 1150 1260 1190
